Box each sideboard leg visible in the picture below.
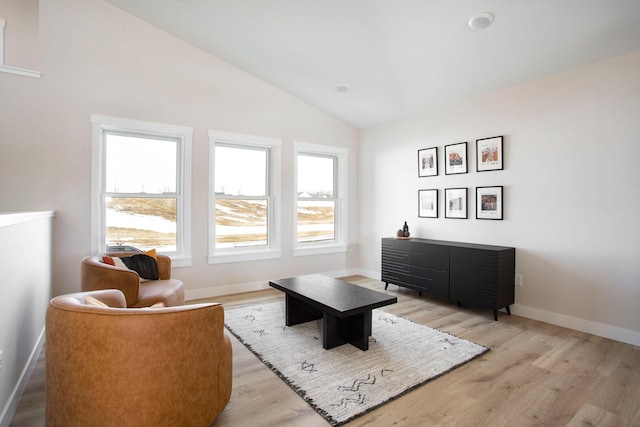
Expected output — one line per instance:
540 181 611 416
493 309 498 321
506 305 511 315
384 282 388 290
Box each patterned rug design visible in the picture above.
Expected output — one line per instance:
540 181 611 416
224 300 488 426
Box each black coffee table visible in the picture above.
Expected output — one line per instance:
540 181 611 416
269 274 397 351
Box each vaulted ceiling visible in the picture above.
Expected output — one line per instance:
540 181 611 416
106 0 640 128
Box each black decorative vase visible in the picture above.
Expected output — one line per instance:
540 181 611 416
402 221 410 237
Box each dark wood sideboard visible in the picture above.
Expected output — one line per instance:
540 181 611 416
381 237 515 320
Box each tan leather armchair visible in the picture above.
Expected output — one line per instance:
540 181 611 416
81 252 184 307
46 289 232 427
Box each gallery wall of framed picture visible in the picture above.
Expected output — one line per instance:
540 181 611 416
476 186 503 219
418 147 438 177
476 136 503 172
417 135 505 220
444 188 467 219
418 189 438 218
444 142 467 175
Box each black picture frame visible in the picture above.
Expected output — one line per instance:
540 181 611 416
476 186 503 220
444 142 468 175
418 189 438 218
418 147 438 177
476 136 503 172
445 187 467 219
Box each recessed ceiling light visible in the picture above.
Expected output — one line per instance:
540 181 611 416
336 83 349 92
468 13 494 31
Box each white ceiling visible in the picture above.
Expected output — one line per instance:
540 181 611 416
105 0 640 128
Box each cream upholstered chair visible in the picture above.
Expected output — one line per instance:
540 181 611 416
81 252 184 307
45 289 232 427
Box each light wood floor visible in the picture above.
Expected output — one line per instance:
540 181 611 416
10 276 640 426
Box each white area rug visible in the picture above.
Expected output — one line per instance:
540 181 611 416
224 300 489 426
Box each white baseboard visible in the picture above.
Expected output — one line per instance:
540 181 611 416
0 328 45 427
186 279 271 301
323 268 367 278
355 269 380 280
511 304 640 347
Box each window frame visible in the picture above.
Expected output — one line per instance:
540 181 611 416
208 130 282 264
0 18 41 78
90 114 192 267
293 141 348 256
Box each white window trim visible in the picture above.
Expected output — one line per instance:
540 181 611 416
0 18 41 78
293 141 348 257
0 19 4 64
90 114 193 267
208 130 282 264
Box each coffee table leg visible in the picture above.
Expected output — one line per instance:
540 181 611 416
323 310 372 351
285 294 322 326
354 311 372 351
323 314 346 349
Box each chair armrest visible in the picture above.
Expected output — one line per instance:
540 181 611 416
156 254 171 280
81 256 140 306
51 289 128 309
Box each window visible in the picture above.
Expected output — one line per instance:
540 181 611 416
209 131 281 263
294 142 347 255
91 115 192 267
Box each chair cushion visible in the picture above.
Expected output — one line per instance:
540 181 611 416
84 295 110 307
103 252 160 280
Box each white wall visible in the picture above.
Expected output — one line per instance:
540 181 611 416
0 212 53 427
0 0 359 298
359 50 640 345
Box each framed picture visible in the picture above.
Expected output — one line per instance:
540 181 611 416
444 142 468 175
476 186 503 220
418 147 438 177
476 136 503 172
445 188 467 219
418 189 438 218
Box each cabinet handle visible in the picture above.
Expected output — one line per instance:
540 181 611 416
423 267 446 274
